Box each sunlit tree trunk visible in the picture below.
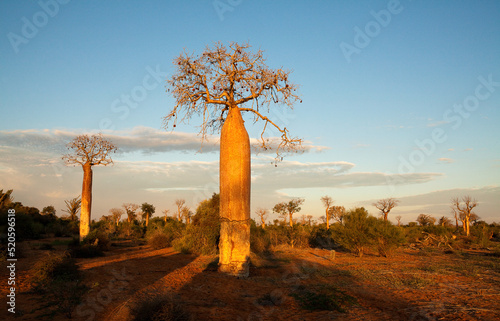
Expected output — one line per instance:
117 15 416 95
80 162 93 241
219 106 251 277
289 212 294 227
326 207 330 230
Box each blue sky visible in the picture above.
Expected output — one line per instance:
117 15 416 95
1 0 499 224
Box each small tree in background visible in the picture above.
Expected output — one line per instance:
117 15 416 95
373 198 399 221
109 208 124 226
330 205 346 224
63 133 117 241
42 206 56 217
438 216 453 227
162 209 170 223
181 206 193 224
416 214 436 226
255 208 268 229
320 196 333 229
451 196 478 237
273 198 304 227
395 215 402 227
175 199 186 222
123 203 139 223
141 203 156 227
62 196 81 221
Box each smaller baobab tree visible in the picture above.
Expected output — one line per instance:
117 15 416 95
395 215 402 227
255 208 268 228
320 196 334 229
273 198 304 227
162 209 170 222
330 205 346 224
451 196 478 237
109 208 124 226
63 133 117 241
181 206 193 224
123 203 139 223
62 196 81 221
141 202 155 227
175 199 186 222
373 198 399 221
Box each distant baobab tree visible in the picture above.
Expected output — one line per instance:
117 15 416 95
451 196 478 237
255 208 268 229
162 209 170 222
273 198 304 228
395 215 402 227
109 208 124 226
141 202 155 227
123 203 139 223
320 196 334 229
373 198 399 221
63 134 117 241
181 206 193 224
174 199 186 222
164 42 302 277
62 196 81 221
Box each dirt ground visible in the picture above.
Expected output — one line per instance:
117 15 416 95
2 238 500 321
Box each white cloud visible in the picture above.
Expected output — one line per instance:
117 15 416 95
438 157 454 164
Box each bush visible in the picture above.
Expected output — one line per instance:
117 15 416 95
82 229 111 251
372 219 405 257
30 252 79 292
309 227 337 249
131 289 192 321
148 230 171 249
173 193 220 255
334 207 376 257
250 223 271 253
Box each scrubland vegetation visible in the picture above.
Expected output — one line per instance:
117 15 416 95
1 189 499 320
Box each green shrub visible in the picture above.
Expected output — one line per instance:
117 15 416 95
334 207 376 257
173 193 220 255
309 227 337 249
372 219 405 257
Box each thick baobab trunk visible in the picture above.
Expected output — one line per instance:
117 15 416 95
326 208 330 230
219 107 251 278
289 212 294 227
80 163 93 241
146 215 149 227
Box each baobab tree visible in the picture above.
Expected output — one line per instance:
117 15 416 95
109 208 124 226
451 196 478 236
320 196 333 229
181 206 193 224
164 42 302 277
162 209 170 222
62 196 81 221
373 198 399 221
63 134 117 241
395 215 402 227
141 202 155 227
273 198 304 227
255 208 268 228
123 203 139 223
174 199 186 222
330 205 346 224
